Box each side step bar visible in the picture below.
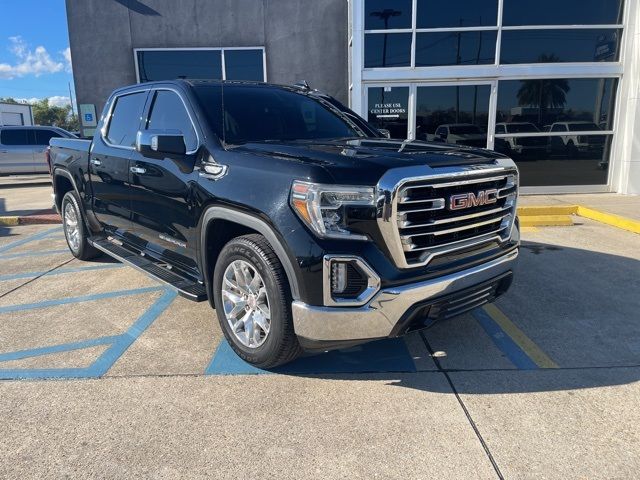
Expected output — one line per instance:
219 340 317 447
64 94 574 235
89 236 207 302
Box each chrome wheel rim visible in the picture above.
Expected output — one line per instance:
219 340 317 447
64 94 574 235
221 260 271 348
64 202 81 252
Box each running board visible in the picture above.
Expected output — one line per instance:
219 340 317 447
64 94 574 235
89 237 207 302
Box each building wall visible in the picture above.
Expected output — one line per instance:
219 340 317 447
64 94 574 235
0 103 33 126
65 0 348 115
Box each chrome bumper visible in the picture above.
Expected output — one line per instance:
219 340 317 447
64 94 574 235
292 248 518 342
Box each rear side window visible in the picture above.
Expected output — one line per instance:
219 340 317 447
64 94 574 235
146 90 198 151
1 129 30 145
34 129 63 145
106 92 148 147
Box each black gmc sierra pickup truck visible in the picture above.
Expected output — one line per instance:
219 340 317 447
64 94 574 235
49 80 519 367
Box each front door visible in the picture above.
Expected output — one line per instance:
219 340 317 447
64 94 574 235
89 90 149 236
0 128 35 174
127 88 201 274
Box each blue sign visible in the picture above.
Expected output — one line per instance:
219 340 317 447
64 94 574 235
84 113 93 122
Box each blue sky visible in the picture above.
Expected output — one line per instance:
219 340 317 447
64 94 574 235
0 0 74 106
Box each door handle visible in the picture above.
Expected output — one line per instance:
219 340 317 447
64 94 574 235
130 166 146 175
90 158 102 166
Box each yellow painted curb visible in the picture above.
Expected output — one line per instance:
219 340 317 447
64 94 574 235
0 216 20 226
519 215 574 227
576 206 640 235
517 205 579 216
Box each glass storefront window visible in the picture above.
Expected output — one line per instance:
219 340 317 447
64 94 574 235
137 50 222 82
364 0 412 30
496 135 612 186
496 78 618 132
502 0 624 26
224 50 264 81
416 0 498 28
501 29 621 64
136 49 265 83
367 86 410 138
415 31 497 67
364 33 412 68
415 84 490 147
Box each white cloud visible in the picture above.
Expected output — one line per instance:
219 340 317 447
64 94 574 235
62 47 72 73
0 36 65 79
15 96 71 107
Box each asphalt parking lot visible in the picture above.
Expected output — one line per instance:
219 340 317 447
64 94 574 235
1 216 639 478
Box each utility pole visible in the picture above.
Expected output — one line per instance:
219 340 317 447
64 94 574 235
68 82 76 117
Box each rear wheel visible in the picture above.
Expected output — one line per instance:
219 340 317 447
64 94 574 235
61 191 99 260
212 234 302 368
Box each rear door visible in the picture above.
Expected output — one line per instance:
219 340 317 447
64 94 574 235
33 129 65 173
89 90 149 237
127 88 201 273
0 128 34 174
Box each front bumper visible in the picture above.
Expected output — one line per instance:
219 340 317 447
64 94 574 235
292 248 518 343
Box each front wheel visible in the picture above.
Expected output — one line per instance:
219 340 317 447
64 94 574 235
212 234 302 368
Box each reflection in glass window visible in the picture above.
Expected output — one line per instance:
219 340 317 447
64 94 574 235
502 0 624 26
364 0 412 30
137 50 222 82
496 78 618 132
416 0 498 28
106 92 148 147
500 29 621 64
364 33 412 68
367 86 409 139
415 84 490 148
415 31 497 66
147 91 198 151
495 135 611 186
224 50 265 81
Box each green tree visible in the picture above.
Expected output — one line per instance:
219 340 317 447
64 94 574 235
32 98 79 131
0 97 22 104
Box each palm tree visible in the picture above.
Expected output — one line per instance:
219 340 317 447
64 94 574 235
516 54 570 125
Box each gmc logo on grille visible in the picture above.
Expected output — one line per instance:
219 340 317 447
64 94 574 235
449 189 498 210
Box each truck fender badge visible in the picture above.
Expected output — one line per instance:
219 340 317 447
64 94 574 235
449 189 499 210
159 233 187 248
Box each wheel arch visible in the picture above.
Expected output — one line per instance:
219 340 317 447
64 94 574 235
199 207 303 307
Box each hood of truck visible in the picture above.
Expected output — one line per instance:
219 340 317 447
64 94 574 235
229 137 507 185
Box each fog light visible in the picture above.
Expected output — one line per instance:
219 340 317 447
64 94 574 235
331 262 347 294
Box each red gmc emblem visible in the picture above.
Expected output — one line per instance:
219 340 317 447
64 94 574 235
449 189 499 210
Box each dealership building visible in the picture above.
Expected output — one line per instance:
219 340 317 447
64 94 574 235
66 0 640 193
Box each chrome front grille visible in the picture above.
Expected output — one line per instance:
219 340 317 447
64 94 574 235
376 162 518 269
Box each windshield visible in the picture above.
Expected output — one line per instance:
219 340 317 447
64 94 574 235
194 85 367 144
449 125 482 135
506 123 539 133
568 122 600 131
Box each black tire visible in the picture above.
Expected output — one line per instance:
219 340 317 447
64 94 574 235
212 234 302 368
61 191 99 260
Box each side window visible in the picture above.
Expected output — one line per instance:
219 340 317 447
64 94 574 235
34 129 63 145
0 129 29 145
146 90 198 152
435 127 446 137
106 92 148 147
495 125 506 134
551 124 567 132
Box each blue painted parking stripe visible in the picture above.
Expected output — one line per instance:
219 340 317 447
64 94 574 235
0 335 119 362
0 249 69 259
472 307 539 370
0 263 124 282
0 285 163 314
0 226 61 254
0 288 177 380
90 289 178 376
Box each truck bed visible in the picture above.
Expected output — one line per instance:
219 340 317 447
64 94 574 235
49 137 91 170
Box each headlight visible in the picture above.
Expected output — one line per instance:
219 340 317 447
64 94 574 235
290 181 375 240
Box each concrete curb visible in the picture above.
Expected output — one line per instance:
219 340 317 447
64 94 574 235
0 213 61 226
517 205 640 234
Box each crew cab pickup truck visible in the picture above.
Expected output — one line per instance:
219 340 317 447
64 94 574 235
49 80 519 368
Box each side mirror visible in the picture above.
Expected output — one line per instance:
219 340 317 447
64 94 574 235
378 128 391 139
136 129 186 158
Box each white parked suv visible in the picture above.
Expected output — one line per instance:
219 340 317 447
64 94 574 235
0 126 76 174
431 123 487 148
494 122 547 157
